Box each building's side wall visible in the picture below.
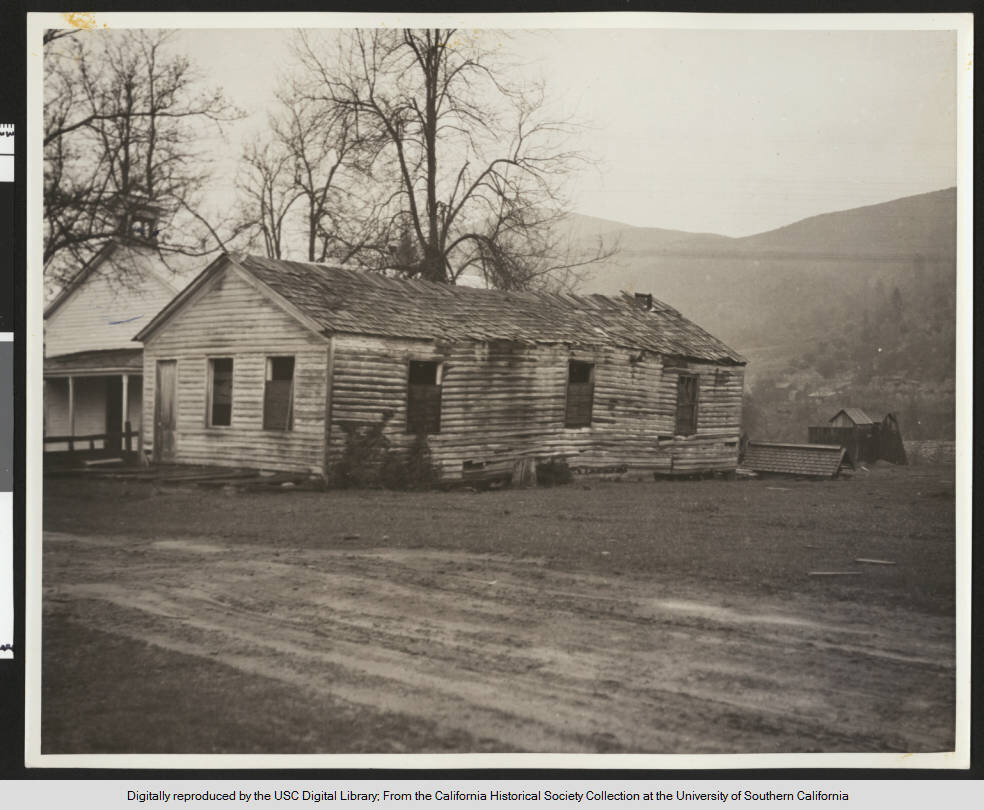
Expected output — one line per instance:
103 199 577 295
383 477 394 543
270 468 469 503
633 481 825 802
141 268 329 473
663 358 745 474
45 257 177 358
327 335 744 480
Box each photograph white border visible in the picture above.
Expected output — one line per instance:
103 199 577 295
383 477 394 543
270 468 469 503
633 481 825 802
24 10 974 770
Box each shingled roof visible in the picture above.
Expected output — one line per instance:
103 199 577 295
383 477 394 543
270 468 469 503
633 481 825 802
44 348 143 374
830 408 876 426
742 442 851 478
153 254 742 364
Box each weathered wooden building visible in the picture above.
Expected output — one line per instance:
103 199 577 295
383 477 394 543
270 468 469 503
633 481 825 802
808 407 878 463
808 409 907 466
43 241 183 454
134 253 746 482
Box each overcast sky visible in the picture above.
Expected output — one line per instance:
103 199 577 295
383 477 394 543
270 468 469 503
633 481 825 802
176 25 957 237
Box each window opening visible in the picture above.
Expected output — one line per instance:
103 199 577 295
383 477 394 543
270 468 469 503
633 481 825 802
407 360 442 434
565 361 595 428
264 356 295 431
209 358 233 427
675 373 699 435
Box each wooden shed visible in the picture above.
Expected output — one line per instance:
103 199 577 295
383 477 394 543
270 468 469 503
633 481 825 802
808 407 879 463
134 253 746 483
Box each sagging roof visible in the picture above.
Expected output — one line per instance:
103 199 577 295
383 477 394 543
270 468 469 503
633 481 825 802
742 442 851 479
137 253 745 365
830 408 876 426
43 348 143 375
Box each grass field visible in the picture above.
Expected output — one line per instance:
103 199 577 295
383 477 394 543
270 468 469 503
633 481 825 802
42 463 957 755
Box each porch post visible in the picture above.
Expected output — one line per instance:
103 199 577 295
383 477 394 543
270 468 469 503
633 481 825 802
68 375 75 435
67 375 75 451
121 373 129 432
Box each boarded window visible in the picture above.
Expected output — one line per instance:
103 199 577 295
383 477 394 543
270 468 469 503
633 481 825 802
565 361 595 428
407 360 442 434
675 373 699 435
264 356 295 431
208 358 233 427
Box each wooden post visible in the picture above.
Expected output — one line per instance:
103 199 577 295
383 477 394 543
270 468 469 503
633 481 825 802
124 420 132 453
121 373 129 433
322 338 336 482
138 428 148 467
67 376 75 452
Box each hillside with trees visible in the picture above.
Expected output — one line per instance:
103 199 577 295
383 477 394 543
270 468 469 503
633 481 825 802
576 188 958 441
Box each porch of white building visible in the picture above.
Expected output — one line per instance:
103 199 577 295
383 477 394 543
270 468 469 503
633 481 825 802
44 348 143 460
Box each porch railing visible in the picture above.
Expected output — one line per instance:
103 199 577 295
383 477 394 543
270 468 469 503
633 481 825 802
44 421 140 453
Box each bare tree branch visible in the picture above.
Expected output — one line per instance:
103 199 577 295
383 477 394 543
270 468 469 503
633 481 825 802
286 28 617 291
43 30 244 285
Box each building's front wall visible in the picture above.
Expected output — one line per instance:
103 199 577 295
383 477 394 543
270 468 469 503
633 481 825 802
141 267 330 473
45 247 178 359
327 335 744 480
43 375 143 451
830 412 855 428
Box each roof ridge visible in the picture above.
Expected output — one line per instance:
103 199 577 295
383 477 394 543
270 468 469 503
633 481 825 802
227 252 745 364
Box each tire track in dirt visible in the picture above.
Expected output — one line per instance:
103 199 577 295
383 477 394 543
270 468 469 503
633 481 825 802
44 532 956 753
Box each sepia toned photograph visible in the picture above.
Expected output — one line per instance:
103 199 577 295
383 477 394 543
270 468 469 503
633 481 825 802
30 13 969 765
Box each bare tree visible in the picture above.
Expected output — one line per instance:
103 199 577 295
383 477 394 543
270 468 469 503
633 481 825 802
237 77 386 264
291 28 615 291
43 30 243 284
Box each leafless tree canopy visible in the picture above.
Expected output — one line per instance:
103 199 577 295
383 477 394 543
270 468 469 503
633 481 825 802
251 29 615 291
43 28 614 292
237 77 386 264
43 30 242 284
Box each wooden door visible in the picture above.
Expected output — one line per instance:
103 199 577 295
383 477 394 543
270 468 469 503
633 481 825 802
154 360 177 463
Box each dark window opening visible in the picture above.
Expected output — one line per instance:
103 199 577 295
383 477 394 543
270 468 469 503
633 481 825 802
675 373 699 435
407 360 442 434
565 361 595 428
264 356 295 431
209 357 233 427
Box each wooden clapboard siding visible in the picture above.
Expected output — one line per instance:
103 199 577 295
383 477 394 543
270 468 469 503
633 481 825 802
327 335 743 479
44 378 71 437
136 256 744 479
45 245 178 359
141 266 329 473
72 376 108 436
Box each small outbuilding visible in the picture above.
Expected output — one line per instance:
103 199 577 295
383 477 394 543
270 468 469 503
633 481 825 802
134 253 747 483
808 407 879 464
829 408 876 429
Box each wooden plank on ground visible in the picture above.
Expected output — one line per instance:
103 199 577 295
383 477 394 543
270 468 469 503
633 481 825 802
808 571 864 577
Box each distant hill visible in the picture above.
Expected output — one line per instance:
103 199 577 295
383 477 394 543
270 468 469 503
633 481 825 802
571 188 958 440
721 187 956 260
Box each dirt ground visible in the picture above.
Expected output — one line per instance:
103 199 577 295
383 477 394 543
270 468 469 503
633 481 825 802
42 464 957 754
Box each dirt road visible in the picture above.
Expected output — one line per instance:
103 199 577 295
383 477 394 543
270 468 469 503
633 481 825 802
43 528 954 754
